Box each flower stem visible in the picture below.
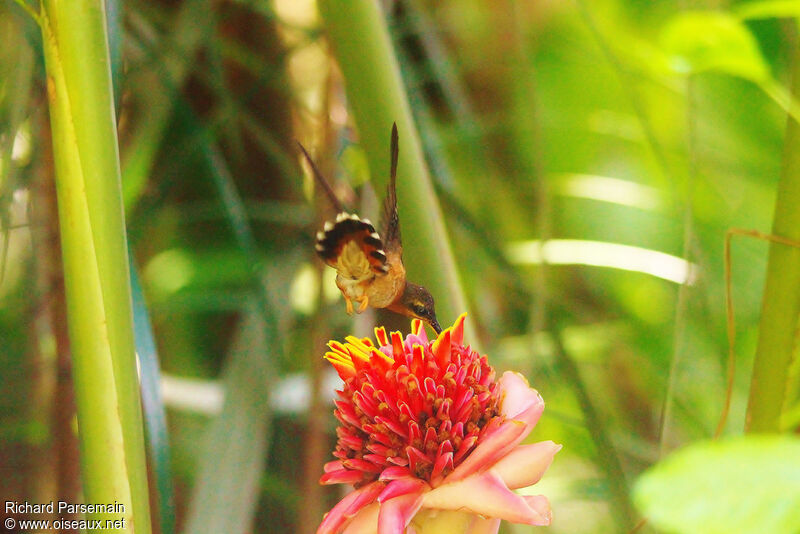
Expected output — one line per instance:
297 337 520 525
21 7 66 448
318 0 470 330
40 0 151 529
746 30 800 433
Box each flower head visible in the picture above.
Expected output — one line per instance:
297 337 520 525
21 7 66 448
319 315 560 534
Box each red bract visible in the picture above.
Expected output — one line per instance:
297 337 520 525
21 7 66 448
320 315 560 534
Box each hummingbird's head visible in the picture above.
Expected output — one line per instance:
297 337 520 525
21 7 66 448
395 282 441 334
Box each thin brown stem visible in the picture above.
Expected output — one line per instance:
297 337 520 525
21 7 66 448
717 228 800 438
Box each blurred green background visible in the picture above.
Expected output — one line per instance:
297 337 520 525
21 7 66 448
2 0 799 533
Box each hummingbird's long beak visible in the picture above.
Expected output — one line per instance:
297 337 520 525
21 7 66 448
429 318 442 335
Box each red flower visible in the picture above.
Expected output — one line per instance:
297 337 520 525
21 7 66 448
319 315 560 534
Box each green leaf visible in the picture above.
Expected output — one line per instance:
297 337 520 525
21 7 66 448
131 260 175 534
181 300 273 534
735 1 800 20
660 11 769 82
633 436 800 534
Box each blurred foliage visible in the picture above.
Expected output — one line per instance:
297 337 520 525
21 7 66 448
634 435 800 533
2 0 799 533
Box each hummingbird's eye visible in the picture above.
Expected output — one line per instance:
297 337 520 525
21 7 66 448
412 303 427 316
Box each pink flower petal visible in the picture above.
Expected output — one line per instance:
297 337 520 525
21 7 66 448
445 376 547 483
422 470 550 525
318 481 384 534
342 503 379 534
523 495 552 525
446 420 528 482
497 372 544 427
377 493 424 534
492 441 562 490
403 325 428 352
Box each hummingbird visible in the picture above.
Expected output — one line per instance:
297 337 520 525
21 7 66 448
298 124 442 334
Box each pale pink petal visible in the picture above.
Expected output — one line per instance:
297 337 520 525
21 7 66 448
446 420 527 482
342 503 379 534
497 372 545 427
318 482 384 534
378 478 428 502
523 495 552 525
422 470 549 525
492 441 562 489
403 321 428 352
465 517 501 534
377 493 424 534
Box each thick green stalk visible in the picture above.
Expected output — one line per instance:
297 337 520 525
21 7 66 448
746 42 800 433
319 0 470 329
40 1 151 530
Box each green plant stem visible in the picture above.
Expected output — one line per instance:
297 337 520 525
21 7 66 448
746 35 800 433
319 0 470 330
40 1 151 530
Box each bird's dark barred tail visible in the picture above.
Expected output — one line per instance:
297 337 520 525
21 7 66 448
315 212 390 274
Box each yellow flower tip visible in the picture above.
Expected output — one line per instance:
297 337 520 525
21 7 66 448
411 318 423 336
324 350 342 361
374 326 389 347
411 344 426 367
344 336 374 362
390 331 404 357
324 351 353 367
370 347 394 366
433 325 450 345
325 352 356 380
328 340 350 357
432 328 452 365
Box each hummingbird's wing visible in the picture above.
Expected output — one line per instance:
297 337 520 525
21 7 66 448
301 127 400 280
381 123 403 256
